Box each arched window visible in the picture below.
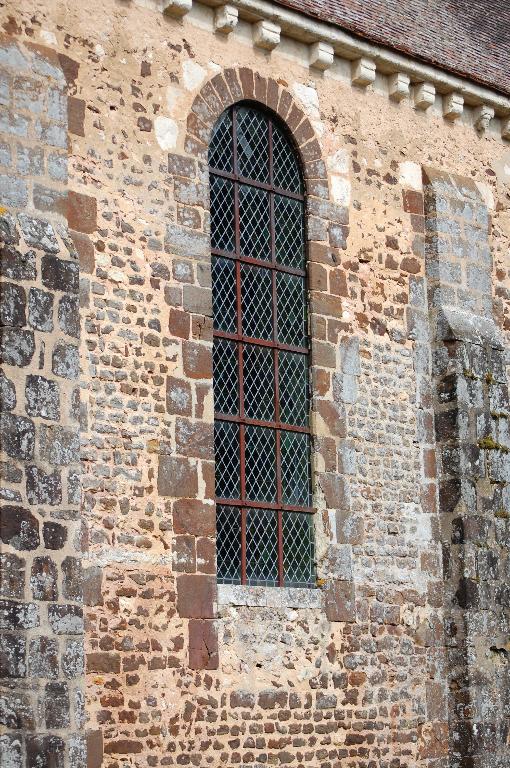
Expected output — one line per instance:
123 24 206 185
209 104 314 588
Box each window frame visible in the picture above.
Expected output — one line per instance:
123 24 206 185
209 102 315 588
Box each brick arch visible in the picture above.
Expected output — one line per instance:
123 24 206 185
185 67 329 197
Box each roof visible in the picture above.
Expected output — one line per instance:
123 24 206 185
274 0 510 96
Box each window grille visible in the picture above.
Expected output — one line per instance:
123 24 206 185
209 104 315 588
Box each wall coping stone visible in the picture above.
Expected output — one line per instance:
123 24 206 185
190 0 510 138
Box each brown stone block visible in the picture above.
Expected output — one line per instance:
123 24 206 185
308 242 332 265
70 230 94 274
253 73 267 103
166 376 192 416
400 256 422 274
238 68 254 99
168 308 190 339
173 499 215 536
158 455 198 498
188 619 218 669
308 262 328 291
68 97 85 136
83 566 103 606
294 118 315 146
173 534 196 573
223 68 243 102
177 574 216 618
402 189 424 215
418 721 449 759
67 191 97 234
423 447 437 478
196 537 216 574
300 138 322 163
186 111 208 144
87 652 121 673
104 740 143 755
57 53 79 87
315 400 346 438
324 580 355 622
310 291 343 319
210 74 231 110
319 472 349 509
311 341 336 369
266 79 279 112
287 104 305 132
410 214 425 233
421 481 437 514
183 340 212 379
87 730 103 768
330 269 348 297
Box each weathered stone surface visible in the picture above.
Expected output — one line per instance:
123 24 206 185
17 213 59 253
0 633 26 678
0 506 40 550
0 600 39 630
0 282 26 327
25 375 60 420
28 636 59 679
42 255 79 293
51 342 79 378
0 370 16 411
188 620 218 669
0 328 35 366
26 465 62 506
0 555 25 600
176 574 216 618
158 455 198 497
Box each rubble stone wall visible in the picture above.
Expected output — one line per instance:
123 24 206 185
1 1 509 767
0 37 86 768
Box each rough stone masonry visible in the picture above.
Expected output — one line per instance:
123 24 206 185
0 1 509 768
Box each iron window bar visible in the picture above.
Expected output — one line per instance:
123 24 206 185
210 103 315 588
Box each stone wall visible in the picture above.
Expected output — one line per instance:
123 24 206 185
1 1 509 767
423 168 510 768
0 38 86 768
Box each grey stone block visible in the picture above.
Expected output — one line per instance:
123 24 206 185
25 375 60 420
52 342 79 379
0 370 16 410
0 413 35 460
0 328 35 366
28 288 54 332
18 213 59 253
0 174 28 208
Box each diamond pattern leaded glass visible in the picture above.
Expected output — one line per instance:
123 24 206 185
241 264 273 341
243 344 275 422
283 512 314 586
213 339 239 415
239 184 271 260
274 194 304 269
209 109 233 172
212 257 237 333
245 425 276 502
211 105 313 588
217 505 241 583
210 176 235 252
246 508 278 585
279 351 309 426
272 123 302 194
281 430 311 506
214 421 240 499
236 107 269 183
276 273 307 348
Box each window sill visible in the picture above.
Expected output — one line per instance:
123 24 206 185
217 583 323 609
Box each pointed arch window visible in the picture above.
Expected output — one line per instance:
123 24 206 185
209 104 315 588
